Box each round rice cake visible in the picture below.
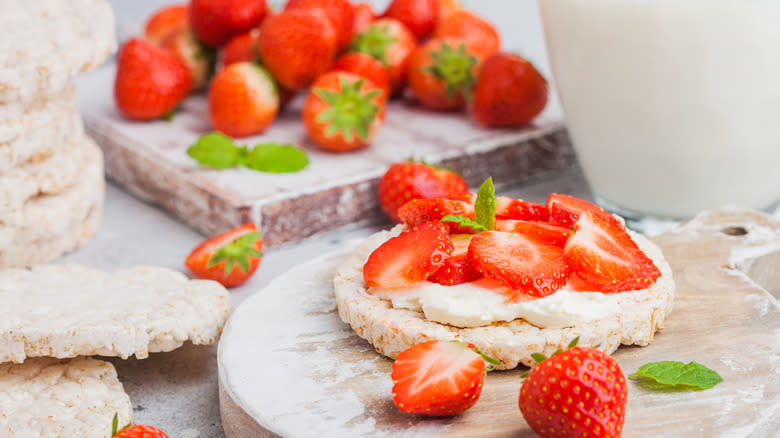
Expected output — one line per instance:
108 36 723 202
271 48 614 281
0 133 92 219
0 134 104 264
0 357 132 438
334 226 675 370
0 0 116 105
0 96 82 173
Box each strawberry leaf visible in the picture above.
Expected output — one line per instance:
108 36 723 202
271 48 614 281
531 353 547 363
187 133 241 169
629 361 723 390
207 231 263 275
111 414 118 436
567 336 580 349
475 177 496 230
243 144 309 173
441 215 487 232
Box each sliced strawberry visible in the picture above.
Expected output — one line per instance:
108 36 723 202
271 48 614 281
364 221 453 288
429 234 481 285
494 219 570 246
564 211 661 292
467 231 570 298
495 196 549 221
392 340 486 416
397 198 476 233
546 193 616 227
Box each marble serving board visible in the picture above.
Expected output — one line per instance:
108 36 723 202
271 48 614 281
80 64 573 246
217 207 780 437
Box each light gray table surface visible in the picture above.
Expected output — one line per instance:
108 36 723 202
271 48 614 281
66 1 592 437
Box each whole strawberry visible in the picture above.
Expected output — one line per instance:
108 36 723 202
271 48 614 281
377 161 468 222
209 62 279 138
144 3 189 45
407 38 480 111
114 38 193 121
190 0 267 48
350 18 417 94
519 339 628 438
285 0 355 51
382 0 438 40
111 415 169 438
392 340 496 416
160 26 214 90
472 53 548 128
434 9 500 59
258 9 338 90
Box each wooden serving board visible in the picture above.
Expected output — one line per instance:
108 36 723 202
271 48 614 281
217 207 780 437
80 64 573 246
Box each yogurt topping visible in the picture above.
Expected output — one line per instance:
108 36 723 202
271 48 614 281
371 278 621 329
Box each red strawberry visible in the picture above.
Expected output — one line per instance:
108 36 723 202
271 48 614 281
258 9 338 90
185 223 263 288
285 0 355 51
144 3 189 45
467 231 570 298
434 0 460 24
546 193 617 227
428 234 482 286
113 425 169 438
302 71 386 152
114 38 193 121
209 62 278 138
350 18 418 94
564 211 661 292
352 2 376 35
363 221 453 289
434 9 500 59
392 340 487 416
519 341 627 438
160 26 214 90
495 196 549 221
333 52 392 100
190 0 267 48
407 38 480 111
219 28 261 68
382 0 438 41
471 52 548 128
495 220 571 247
397 198 475 232
377 161 469 222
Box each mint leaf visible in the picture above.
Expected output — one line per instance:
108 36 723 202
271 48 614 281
629 361 723 390
441 215 487 233
475 177 496 231
243 143 310 173
187 133 241 169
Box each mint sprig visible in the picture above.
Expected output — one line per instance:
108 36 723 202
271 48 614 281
629 361 723 390
187 132 309 173
441 177 496 233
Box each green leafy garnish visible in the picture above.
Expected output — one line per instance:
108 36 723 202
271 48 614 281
207 231 263 275
244 143 310 173
187 133 309 174
441 215 487 232
441 177 497 232
629 361 723 390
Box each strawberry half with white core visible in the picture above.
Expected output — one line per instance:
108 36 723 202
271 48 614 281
392 340 498 416
363 221 453 289
495 220 570 247
518 337 627 438
564 211 661 292
185 223 263 288
428 234 481 286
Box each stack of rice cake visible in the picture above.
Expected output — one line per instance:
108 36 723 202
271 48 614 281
0 0 116 268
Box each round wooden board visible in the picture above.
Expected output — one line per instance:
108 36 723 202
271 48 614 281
218 207 779 437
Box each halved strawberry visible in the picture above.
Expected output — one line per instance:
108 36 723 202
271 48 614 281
392 340 486 416
185 223 263 288
467 231 570 298
428 234 481 286
546 193 616 227
364 221 453 288
397 198 475 232
564 211 661 292
494 220 570 246
495 196 549 221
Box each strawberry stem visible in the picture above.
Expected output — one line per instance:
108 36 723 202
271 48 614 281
422 41 478 100
207 231 263 275
314 77 380 142
350 24 396 65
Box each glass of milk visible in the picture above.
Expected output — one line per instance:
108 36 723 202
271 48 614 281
539 0 780 220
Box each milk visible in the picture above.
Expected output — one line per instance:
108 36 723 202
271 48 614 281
539 0 780 218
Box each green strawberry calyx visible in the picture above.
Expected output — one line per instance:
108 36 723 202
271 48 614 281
423 41 478 100
314 77 381 142
521 337 580 378
350 24 397 65
207 232 263 275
